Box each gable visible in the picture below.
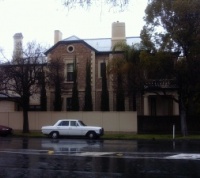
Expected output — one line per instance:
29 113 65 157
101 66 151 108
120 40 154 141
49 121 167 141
45 39 98 56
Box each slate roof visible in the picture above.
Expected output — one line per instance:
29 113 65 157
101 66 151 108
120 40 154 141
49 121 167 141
63 35 141 52
45 35 141 54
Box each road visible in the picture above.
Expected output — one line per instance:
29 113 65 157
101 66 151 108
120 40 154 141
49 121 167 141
0 137 200 177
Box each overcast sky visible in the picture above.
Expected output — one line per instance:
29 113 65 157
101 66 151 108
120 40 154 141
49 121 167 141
0 0 148 60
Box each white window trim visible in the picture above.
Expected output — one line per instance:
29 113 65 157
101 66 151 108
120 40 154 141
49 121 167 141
64 59 74 82
67 45 74 53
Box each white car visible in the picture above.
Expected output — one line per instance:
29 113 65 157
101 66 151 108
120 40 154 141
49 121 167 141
41 119 104 139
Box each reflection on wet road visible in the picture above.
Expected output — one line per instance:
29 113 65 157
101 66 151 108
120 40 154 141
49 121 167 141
0 138 200 177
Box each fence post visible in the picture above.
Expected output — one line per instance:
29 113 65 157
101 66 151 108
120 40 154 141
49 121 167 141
173 124 175 139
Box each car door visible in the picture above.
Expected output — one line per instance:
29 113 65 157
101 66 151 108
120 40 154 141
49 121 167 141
57 121 69 136
68 121 82 136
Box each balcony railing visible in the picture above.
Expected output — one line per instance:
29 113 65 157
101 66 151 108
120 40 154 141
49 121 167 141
144 79 177 89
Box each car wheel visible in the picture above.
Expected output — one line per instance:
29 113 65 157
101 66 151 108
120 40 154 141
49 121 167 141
87 131 96 139
51 131 59 139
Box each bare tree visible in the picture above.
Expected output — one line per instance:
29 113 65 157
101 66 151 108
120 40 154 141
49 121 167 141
0 42 46 133
61 0 130 11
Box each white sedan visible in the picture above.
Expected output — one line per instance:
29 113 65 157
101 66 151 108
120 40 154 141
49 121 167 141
41 119 104 139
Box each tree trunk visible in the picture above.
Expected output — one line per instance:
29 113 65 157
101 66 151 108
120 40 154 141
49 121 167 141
179 95 188 136
22 93 30 133
132 91 137 111
23 108 29 133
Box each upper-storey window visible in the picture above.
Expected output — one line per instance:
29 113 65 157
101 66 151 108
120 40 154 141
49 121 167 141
67 45 74 53
98 61 107 78
100 62 106 78
67 63 74 81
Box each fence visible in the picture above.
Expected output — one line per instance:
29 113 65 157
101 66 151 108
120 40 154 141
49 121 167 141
137 116 180 134
0 111 137 133
138 115 200 134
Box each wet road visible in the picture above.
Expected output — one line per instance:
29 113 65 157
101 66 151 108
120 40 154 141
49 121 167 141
0 138 200 177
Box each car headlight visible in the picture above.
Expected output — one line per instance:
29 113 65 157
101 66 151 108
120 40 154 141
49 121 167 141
2 128 9 131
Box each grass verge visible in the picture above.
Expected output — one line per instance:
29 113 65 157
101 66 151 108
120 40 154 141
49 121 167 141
12 131 200 140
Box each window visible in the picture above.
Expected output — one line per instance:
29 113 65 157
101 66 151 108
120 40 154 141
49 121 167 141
99 62 106 78
70 121 77 126
67 45 74 53
29 105 41 111
67 63 74 81
66 98 72 111
59 121 69 126
78 121 86 126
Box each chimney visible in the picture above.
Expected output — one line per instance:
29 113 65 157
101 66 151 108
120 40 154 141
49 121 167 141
13 33 23 60
111 21 126 49
54 30 62 44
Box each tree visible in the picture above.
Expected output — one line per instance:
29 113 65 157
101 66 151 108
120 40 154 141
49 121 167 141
116 72 125 111
141 0 200 55
48 57 64 111
0 42 46 133
71 57 79 111
61 0 130 11
141 0 200 136
112 41 144 111
101 60 109 111
108 41 144 111
107 54 125 111
83 59 93 111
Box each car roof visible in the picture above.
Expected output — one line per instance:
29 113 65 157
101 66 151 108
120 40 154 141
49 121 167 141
58 119 80 121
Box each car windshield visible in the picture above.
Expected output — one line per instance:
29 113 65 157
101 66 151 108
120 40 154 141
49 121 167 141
78 121 86 126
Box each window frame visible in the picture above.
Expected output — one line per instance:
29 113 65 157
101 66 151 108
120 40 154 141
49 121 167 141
66 63 74 82
98 60 107 78
67 45 74 53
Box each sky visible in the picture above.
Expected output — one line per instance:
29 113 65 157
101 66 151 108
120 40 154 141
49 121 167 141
0 0 148 60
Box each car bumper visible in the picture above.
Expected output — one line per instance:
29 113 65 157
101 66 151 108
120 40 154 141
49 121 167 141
98 128 104 136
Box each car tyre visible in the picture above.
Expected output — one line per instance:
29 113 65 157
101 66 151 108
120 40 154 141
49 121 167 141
87 131 96 139
51 131 59 139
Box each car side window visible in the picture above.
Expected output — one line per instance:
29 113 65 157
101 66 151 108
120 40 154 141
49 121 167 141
70 121 77 127
59 121 69 126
